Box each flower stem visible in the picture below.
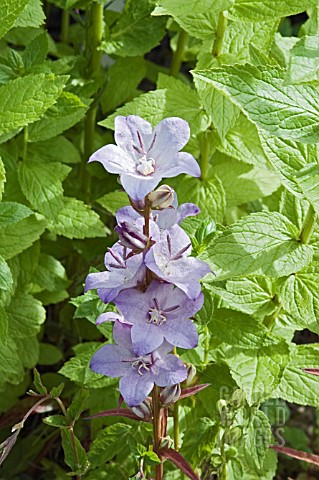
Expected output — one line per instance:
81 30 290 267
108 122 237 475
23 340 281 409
61 9 70 43
300 204 317 245
82 1 104 200
199 131 211 181
212 11 228 57
173 402 179 450
152 386 163 480
170 30 188 77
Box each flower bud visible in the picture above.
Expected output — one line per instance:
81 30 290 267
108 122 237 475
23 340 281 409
225 426 242 444
160 384 181 406
130 399 152 420
148 185 175 210
159 436 173 449
183 363 197 387
230 389 245 409
115 221 149 250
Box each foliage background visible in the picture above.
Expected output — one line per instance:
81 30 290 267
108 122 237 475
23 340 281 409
1 0 319 479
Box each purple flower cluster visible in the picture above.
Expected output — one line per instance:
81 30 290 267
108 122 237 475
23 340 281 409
85 115 210 407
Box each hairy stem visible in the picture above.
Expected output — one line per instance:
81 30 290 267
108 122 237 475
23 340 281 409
170 30 188 77
173 402 180 450
300 204 317 245
212 11 228 57
82 1 104 199
152 386 164 480
61 9 70 43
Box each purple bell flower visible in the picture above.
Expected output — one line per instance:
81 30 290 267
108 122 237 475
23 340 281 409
90 321 187 406
114 280 203 355
88 115 200 201
145 225 211 300
84 243 146 303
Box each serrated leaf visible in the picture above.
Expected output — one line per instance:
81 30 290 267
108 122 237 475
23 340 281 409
61 429 89 475
0 0 30 39
0 306 8 339
193 65 319 143
231 0 318 21
295 164 319 214
14 0 45 28
6 292 46 338
28 92 88 142
88 424 132 468
28 135 80 164
49 197 106 239
286 34 319 84
0 256 13 292
199 211 313 280
33 367 47 394
176 175 226 223
18 159 70 218
102 0 166 57
0 74 66 138
181 417 216 465
33 253 69 292
97 190 129 216
275 344 319 406
0 337 24 387
244 411 273 472
66 388 89 423
153 0 233 18
0 203 46 260
22 31 48 68
225 341 290 405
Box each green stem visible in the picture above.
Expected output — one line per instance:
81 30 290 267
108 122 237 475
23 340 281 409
263 295 282 330
61 9 70 43
170 30 188 77
200 132 210 181
82 1 104 200
204 326 210 364
173 402 179 450
300 204 317 245
212 11 228 57
152 386 164 480
22 126 28 161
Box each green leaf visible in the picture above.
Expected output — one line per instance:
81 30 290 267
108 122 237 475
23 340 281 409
225 341 290 405
18 159 70 218
275 344 319 406
101 77 210 136
277 262 319 332
0 255 13 292
153 0 233 18
14 0 45 28
59 343 117 388
0 202 46 260
176 175 226 223
97 190 129 216
0 337 24 387
28 135 81 164
286 34 319 84
0 306 8 339
43 415 68 428
28 92 88 142
22 31 48 68
88 424 132 468
39 343 63 365
195 288 214 325
193 65 319 143
210 276 276 317
61 429 89 475
102 0 167 57
7 241 40 289
260 133 319 195
33 367 47 394
231 0 318 21
101 57 146 113
0 74 67 139
181 417 217 465
0 0 30 39
71 290 107 325
7 292 46 338
16 335 39 368
33 253 69 292
66 388 89 423
199 211 313 280
48 197 107 239
294 164 319 214
244 411 274 473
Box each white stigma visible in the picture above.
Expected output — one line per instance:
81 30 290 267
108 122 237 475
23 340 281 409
148 308 166 326
136 155 155 176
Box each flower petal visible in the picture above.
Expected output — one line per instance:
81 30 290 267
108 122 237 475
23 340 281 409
158 152 201 178
113 320 134 351
120 173 161 201
153 354 187 387
119 371 154 407
89 144 136 174
96 311 125 325
116 206 141 225
115 288 149 325
161 319 198 350
131 322 164 355
115 115 153 160
90 344 130 378
177 203 200 223
149 118 190 161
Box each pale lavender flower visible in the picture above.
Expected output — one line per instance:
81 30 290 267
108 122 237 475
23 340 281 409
88 116 200 201
114 280 202 355
90 321 187 406
145 225 211 300
85 243 146 303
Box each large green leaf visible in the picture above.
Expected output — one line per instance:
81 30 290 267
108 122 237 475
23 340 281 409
193 65 319 143
7 292 45 338
88 424 132 468
0 255 13 293
0 337 24 387
231 0 318 21
14 0 45 28
287 34 319 84
0 74 66 138
295 164 319 214
153 0 233 18
0 0 30 39
199 211 313 280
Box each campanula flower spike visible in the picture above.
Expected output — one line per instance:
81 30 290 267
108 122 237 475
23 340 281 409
88 115 201 201
90 321 187 407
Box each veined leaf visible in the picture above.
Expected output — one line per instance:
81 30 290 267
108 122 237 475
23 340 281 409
287 34 319 84
231 0 319 21
14 0 46 28
7 292 45 338
0 0 30 39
